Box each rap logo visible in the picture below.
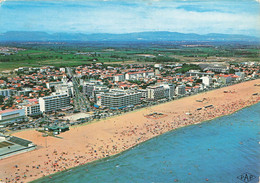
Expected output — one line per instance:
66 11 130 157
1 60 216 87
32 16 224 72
237 172 256 183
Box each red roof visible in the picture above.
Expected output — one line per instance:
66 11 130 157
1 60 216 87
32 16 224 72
221 75 231 78
27 99 38 103
0 109 22 114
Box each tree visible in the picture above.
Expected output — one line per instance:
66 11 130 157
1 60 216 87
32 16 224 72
229 69 235 74
6 97 14 107
0 77 8 82
16 87 22 91
78 85 83 92
0 95 4 105
175 64 201 74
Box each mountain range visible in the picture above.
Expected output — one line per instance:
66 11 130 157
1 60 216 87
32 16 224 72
0 31 259 42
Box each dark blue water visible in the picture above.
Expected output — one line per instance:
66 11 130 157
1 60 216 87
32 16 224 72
35 103 260 183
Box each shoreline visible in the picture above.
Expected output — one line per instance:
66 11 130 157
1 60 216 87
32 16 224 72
32 101 260 183
0 79 259 183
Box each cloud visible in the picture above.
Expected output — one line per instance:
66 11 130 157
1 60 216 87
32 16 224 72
0 0 259 36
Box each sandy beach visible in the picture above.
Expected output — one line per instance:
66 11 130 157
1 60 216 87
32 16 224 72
0 79 259 183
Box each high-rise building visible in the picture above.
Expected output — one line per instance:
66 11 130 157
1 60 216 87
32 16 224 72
22 100 41 116
39 94 71 113
100 90 141 108
23 103 41 116
161 84 175 99
83 83 95 97
175 85 186 95
147 85 165 100
147 84 175 100
201 76 212 86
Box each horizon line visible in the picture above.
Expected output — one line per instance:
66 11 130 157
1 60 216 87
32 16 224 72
1 30 259 37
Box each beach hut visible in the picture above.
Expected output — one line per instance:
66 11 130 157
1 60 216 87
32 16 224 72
48 126 60 132
59 126 69 132
53 130 59 135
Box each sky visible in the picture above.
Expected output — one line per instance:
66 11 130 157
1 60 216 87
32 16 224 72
0 0 259 36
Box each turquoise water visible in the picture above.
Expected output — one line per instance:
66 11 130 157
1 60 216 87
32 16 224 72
35 103 260 183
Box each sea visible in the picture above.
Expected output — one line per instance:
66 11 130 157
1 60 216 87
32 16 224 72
34 102 260 183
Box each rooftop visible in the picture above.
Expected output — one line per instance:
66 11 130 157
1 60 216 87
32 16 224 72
0 109 23 114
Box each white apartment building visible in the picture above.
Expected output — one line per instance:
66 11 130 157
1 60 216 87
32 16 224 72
147 85 165 100
100 90 141 108
186 70 214 77
161 84 175 99
55 85 74 97
125 72 142 80
201 76 212 86
39 94 71 113
113 74 125 82
23 103 41 116
60 68 66 72
0 89 12 97
155 69 160 75
125 71 154 80
83 83 95 97
175 85 186 95
46 81 63 89
154 64 163 70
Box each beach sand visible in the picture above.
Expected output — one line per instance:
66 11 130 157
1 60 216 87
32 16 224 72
0 79 259 183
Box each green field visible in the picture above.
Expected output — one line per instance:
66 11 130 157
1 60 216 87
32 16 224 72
0 42 259 71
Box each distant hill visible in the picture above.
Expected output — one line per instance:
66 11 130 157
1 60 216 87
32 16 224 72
0 31 259 42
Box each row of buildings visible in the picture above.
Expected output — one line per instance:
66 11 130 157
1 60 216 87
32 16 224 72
0 93 71 126
95 83 187 109
0 62 259 127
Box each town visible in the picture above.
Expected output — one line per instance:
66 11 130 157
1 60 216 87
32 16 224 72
1 0 260 182
0 54 259 135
